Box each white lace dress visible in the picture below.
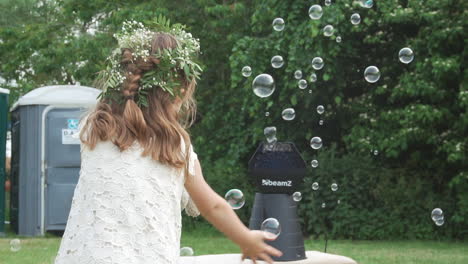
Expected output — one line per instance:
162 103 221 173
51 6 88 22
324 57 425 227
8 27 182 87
54 139 200 264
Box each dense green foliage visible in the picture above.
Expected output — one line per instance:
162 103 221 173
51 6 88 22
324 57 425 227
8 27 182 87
0 0 466 240
228 0 467 240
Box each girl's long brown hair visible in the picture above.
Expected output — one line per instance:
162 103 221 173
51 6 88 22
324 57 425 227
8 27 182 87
81 32 197 178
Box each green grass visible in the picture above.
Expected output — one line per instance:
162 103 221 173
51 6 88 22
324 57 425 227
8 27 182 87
2 195 467 264
1 223 467 264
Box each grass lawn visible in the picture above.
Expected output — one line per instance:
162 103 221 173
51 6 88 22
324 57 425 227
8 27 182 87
2 191 468 264
1 222 467 264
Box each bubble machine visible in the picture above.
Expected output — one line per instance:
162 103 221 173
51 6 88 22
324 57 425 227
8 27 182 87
248 142 307 261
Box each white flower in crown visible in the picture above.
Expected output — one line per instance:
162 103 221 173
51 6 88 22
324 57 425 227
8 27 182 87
95 16 203 107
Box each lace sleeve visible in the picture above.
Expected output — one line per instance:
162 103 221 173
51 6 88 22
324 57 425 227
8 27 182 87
181 143 200 217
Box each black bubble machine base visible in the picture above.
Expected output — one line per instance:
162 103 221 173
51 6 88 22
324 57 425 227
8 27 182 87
248 142 308 262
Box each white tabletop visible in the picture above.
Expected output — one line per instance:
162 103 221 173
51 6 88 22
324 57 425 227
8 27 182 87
179 251 357 264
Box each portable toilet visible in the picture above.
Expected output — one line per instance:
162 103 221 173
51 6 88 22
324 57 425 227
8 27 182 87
10 85 100 236
0 87 9 237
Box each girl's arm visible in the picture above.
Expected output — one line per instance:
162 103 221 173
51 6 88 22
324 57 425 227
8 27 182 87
184 159 282 263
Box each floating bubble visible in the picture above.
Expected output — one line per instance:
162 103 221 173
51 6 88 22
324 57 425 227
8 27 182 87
323 25 334 37
399 47 414 64
331 183 338 192
264 126 277 144
435 219 445 226
317 105 325 114
309 5 323 20
292 192 302 202
298 79 308 89
431 208 444 221
312 182 319 191
325 0 332 6
282 108 296 121
265 111 270 117
350 13 361 25
10 239 21 252
271 55 284 68
311 159 319 168
310 73 317 82
309 90 313 94
261 218 281 239
364 66 380 83
224 189 245 210
180 247 194 256
360 0 373 8
242 66 252 77
336 36 342 43
272 18 285 32
319 120 324 126
373 150 379 156
294 70 303 80
252 74 275 97
321 202 326 208
310 137 323 150
337 199 341 204
312 57 324 70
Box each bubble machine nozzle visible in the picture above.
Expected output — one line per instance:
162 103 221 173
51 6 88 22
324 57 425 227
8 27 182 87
248 142 307 261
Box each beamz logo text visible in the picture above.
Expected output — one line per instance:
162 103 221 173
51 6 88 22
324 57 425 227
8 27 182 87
262 179 292 187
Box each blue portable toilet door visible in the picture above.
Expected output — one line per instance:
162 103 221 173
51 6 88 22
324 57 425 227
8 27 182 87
44 107 84 232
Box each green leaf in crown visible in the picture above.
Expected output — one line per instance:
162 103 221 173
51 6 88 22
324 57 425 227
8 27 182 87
94 15 203 108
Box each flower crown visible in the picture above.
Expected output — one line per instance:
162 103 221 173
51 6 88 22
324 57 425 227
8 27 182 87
95 16 203 107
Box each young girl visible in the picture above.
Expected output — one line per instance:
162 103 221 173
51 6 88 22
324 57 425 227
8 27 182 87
54 21 282 264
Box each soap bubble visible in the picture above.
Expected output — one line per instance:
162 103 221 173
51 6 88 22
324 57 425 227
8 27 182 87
309 90 313 94
271 55 284 68
337 199 341 204
399 47 414 64
325 0 332 6
310 137 323 150
310 73 317 82
252 74 275 97
180 247 194 256
323 25 334 37
242 66 252 77
319 120 324 125
331 183 338 192
265 112 270 117
431 208 444 221
292 192 302 202
264 126 277 144
321 202 326 208
364 66 380 83
282 108 296 121
350 13 361 25
317 105 325 114
10 239 21 252
336 36 342 43
272 18 285 32
224 189 245 210
309 5 323 20
298 79 308 89
435 219 445 226
261 218 281 239
311 159 319 168
312 57 324 70
312 182 319 190
294 70 303 79
373 150 379 156
360 0 373 8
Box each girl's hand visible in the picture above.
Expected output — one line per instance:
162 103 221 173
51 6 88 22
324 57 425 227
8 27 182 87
240 230 283 264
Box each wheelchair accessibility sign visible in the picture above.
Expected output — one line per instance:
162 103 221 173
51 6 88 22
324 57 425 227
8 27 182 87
67 119 79 129
62 119 80 145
